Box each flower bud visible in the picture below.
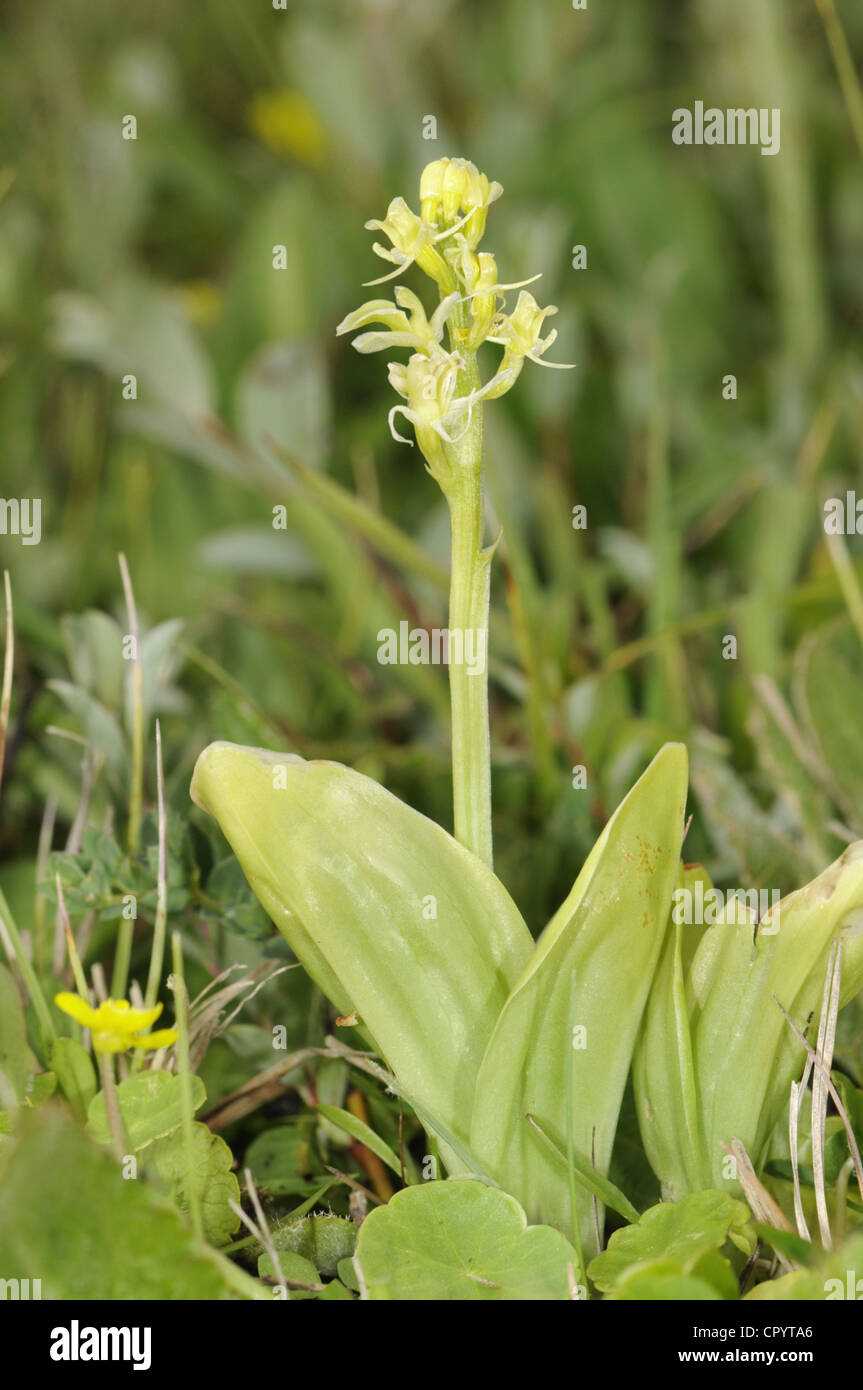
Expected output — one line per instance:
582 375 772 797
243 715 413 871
419 157 502 247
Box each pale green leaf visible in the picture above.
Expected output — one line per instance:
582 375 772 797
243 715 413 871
355 1181 580 1300
470 743 688 1252
146 1120 241 1246
87 1069 206 1152
587 1190 753 1293
190 744 533 1157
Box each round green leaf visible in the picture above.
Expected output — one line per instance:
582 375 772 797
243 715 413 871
356 1180 580 1301
146 1121 240 1247
588 1190 753 1293
87 1070 206 1152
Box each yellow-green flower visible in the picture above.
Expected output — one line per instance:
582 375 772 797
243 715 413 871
387 351 516 453
364 197 455 290
336 286 460 356
419 157 502 245
340 158 572 467
54 993 177 1054
487 289 571 387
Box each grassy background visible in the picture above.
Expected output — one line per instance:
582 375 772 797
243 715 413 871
2 0 863 961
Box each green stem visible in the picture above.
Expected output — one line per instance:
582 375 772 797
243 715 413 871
0 884 56 1050
98 1051 129 1162
444 375 494 868
171 932 203 1241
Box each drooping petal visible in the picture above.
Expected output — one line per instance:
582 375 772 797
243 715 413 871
131 1028 178 1051
54 992 98 1028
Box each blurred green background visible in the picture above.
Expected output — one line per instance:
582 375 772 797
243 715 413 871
2 0 863 946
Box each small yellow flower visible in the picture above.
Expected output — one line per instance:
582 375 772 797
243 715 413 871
177 279 223 327
54 993 177 1055
486 290 572 388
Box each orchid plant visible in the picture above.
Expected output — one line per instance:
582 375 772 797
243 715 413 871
190 159 863 1289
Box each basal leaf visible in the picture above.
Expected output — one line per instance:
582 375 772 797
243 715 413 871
684 842 863 1188
470 744 688 1253
190 744 533 1155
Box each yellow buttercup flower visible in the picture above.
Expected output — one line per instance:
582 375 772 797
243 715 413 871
54 993 177 1054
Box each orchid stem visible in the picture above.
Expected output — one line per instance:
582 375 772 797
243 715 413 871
445 352 493 869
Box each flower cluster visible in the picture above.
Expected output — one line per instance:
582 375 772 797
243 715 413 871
337 157 570 482
54 992 177 1054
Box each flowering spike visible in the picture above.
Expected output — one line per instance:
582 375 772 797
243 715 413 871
341 159 572 472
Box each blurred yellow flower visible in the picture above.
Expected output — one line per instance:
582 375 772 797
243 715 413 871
54 992 177 1054
177 279 223 327
247 90 327 166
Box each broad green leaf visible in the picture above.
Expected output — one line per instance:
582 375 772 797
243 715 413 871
316 1103 403 1180
51 281 215 417
0 1107 239 1299
48 1037 97 1121
588 1191 753 1293
523 1113 640 1223
137 618 187 724
754 1224 813 1267
470 744 688 1252
684 841 863 1188
87 1069 206 1152
191 743 533 1155
146 1121 241 1247
355 1181 580 1300
633 864 707 1200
